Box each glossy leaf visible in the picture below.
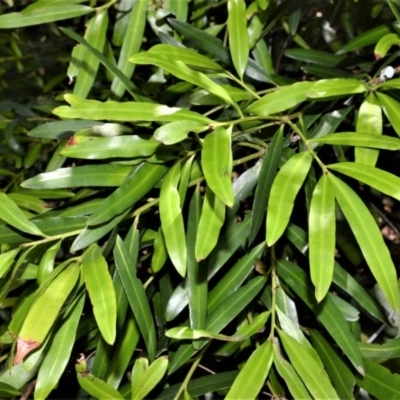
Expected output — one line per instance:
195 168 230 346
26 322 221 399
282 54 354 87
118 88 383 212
154 120 208 145
267 151 312 246
111 0 147 98
376 92 400 137
226 339 272 400
89 163 167 226
228 0 249 78
0 5 93 28
306 78 366 98
309 174 335 302
37 240 61 286
249 128 283 244
151 228 168 273
54 94 211 124
246 81 314 115
201 127 234 207
131 356 169 400
73 10 108 98
16 263 80 363
195 187 226 261
328 173 400 312
374 32 400 59
0 193 44 237
34 294 85 400
82 245 116 345
0 249 19 279
278 329 340 399
159 162 187 277
113 235 157 361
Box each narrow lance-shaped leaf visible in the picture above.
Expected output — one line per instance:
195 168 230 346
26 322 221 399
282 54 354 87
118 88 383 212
82 245 117 345
249 127 283 244
306 78 366 98
375 92 400 137
328 173 400 312
195 187 226 261
374 33 400 59
267 151 312 246
355 93 382 166
228 0 249 79
111 0 147 98
309 174 335 302
159 161 187 277
201 127 234 207
0 193 45 237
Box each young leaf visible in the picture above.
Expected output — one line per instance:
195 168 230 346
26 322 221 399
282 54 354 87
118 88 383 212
309 174 335 302
267 151 312 246
328 173 400 312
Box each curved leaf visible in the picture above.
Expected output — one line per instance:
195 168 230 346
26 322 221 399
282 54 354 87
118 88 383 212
376 92 400 137
267 151 312 246
374 33 400 59
306 78 366 98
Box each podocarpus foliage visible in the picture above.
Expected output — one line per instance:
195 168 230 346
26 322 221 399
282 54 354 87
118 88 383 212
1 0 400 399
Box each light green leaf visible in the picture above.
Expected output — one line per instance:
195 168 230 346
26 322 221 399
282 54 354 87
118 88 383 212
195 187 226 261
355 93 382 166
228 0 249 78
306 78 366 98
77 369 124 400
328 173 400 312
246 81 314 115
0 193 45 237
131 356 169 400
309 174 335 302
151 228 168 273
0 5 93 28
376 92 400 137
267 151 312 246
82 245 116 345
154 120 208 145
53 94 211 124
374 33 400 59
159 162 187 277
111 0 147 98
225 339 272 400
358 338 400 359
0 249 19 279
201 127 234 207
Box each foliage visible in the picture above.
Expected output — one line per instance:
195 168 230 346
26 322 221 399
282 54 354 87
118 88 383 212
1 0 400 399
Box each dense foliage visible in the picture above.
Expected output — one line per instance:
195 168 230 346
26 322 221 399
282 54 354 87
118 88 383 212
1 0 400 398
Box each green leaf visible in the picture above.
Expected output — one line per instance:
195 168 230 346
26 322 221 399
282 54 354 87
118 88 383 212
60 27 148 102
267 151 312 246
374 33 400 59
336 24 391 54
28 118 97 139
201 127 234 207
278 329 340 399
131 356 169 400
277 260 365 374
73 10 108 98
113 235 157 361
273 344 311 400
60 135 160 160
0 249 19 279
89 163 167 226
355 93 382 166
358 338 400 359
284 48 346 66
246 81 314 115
310 329 355 400
16 263 80 363
249 128 283 244
328 162 400 201
376 92 400 137
308 132 400 149
309 174 335 302
22 164 131 189
154 120 208 145
0 383 20 398
149 44 224 72
34 294 85 400
0 193 45 237
226 339 273 400
82 245 116 345
0 5 93 28
328 173 400 312
151 228 168 273
159 162 187 277
355 359 400 399
228 0 249 78
195 187 226 261
306 78 366 98
77 369 124 400
54 94 211 124
111 0 147 98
